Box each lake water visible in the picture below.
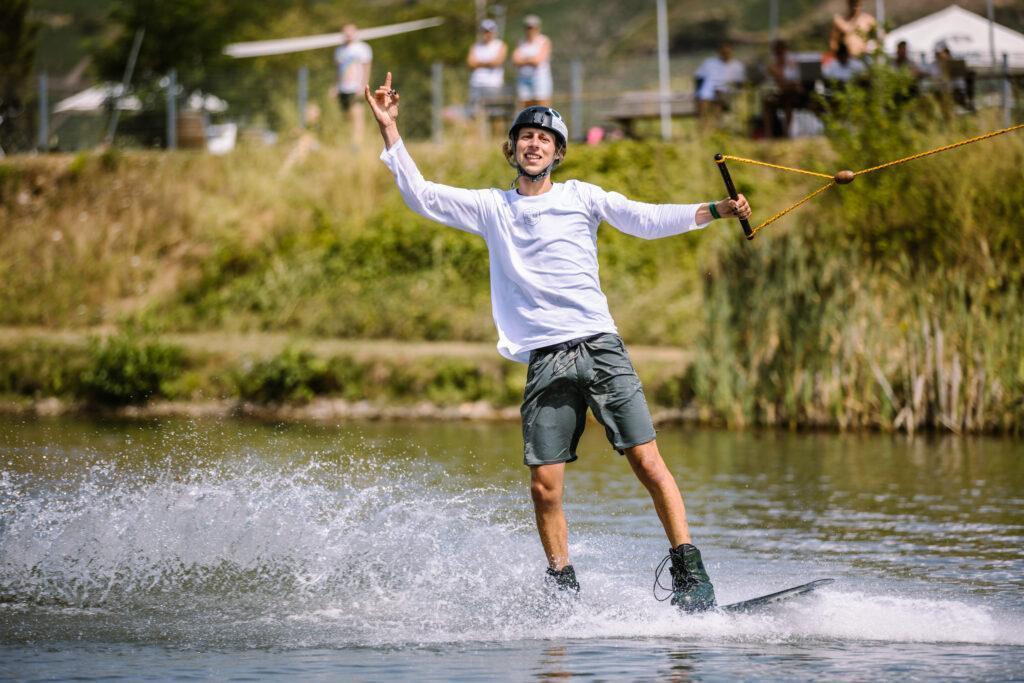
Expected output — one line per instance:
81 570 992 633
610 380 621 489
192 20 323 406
2 416 1022 681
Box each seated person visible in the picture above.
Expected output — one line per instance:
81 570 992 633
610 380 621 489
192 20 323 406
927 42 975 112
823 43 867 86
695 42 746 118
893 40 923 79
762 40 807 137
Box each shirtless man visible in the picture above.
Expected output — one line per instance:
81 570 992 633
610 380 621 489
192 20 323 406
365 72 752 613
829 0 878 58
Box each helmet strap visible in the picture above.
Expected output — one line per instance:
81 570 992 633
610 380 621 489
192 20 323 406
509 153 562 189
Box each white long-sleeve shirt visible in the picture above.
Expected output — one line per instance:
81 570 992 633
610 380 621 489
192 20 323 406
380 139 710 362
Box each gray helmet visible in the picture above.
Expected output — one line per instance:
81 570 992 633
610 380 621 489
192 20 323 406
507 106 568 184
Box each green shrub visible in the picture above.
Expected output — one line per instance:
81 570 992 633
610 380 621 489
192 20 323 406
235 347 328 404
0 342 89 397
78 336 185 405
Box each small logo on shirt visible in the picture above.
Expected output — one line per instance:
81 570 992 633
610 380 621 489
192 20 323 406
522 211 540 226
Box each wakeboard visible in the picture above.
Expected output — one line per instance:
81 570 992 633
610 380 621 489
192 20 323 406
720 578 834 613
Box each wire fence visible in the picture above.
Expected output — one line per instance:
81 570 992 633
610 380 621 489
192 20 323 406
7 48 1023 156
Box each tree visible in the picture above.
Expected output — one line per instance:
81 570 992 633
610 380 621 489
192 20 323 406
93 0 290 88
0 0 39 152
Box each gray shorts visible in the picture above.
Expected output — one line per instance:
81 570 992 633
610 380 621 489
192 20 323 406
521 333 656 467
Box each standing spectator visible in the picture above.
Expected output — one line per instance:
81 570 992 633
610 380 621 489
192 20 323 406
334 23 373 147
467 19 508 125
695 42 746 120
513 15 553 108
829 0 877 59
762 39 804 138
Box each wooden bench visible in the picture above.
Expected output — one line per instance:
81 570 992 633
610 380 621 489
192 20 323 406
606 90 697 137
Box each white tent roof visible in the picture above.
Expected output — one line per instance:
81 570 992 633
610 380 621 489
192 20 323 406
53 84 141 113
224 17 444 58
884 4 1024 68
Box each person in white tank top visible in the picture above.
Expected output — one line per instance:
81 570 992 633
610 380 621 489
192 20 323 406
512 15 552 107
467 19 508 120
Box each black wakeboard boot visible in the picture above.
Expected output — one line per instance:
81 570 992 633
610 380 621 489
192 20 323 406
545 564 580 593
667 544 716 613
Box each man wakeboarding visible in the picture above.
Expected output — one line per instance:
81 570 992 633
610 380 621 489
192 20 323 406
366 72 751 613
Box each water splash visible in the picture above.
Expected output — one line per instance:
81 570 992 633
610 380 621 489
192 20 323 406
2 453 1021 648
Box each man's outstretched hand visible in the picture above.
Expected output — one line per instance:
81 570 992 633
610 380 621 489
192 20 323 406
365 71 401 148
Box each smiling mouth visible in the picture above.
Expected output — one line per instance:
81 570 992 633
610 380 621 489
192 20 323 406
524 153 543 162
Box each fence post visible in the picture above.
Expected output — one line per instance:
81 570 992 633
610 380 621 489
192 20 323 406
432 61 443 144
656 0 671 141
1002 53 1012 127
297 66 308 130
570 59 583 141
166 69 177 150
37 72 49 152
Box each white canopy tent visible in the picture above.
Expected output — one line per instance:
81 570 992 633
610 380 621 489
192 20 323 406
223 17 444 58
883 4 1024 68
53 84 141 113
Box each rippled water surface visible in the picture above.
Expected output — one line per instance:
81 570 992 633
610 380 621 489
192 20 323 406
2 417 1022 681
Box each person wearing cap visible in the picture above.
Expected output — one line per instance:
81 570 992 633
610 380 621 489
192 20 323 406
365 72 751 613
333 23 373 147
467 19 508 126
512 15 553 108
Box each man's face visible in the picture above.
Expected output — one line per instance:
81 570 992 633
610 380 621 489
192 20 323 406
848 0 861 12
343 24 358 42
719 44 733 61
515 127 559 174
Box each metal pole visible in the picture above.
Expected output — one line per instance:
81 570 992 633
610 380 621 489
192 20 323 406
431 61 443 144
297 66 308 129
656 0 671 141
166 69 177 150
875 0 885 27
570 59 583 141
1003 53 1011 127
769 0 779 41
987 0 996 68
37 72 48 152
105 28 145 145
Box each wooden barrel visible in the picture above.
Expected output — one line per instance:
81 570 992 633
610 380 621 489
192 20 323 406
177 111 205 149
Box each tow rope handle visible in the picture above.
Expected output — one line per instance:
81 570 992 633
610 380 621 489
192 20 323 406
714 153 754 241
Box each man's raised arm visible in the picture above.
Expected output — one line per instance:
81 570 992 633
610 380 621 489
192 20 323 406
365 71 401 149
366 72 487 237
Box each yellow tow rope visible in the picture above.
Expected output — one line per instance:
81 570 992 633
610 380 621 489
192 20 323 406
718 122 1024 238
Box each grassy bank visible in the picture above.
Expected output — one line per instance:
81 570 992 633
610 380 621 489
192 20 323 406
0 331 690 416
2 77 1022 432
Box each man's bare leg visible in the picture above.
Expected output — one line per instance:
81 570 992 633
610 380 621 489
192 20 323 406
626 438 716 611
530 462 569 569
624 439 691 547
